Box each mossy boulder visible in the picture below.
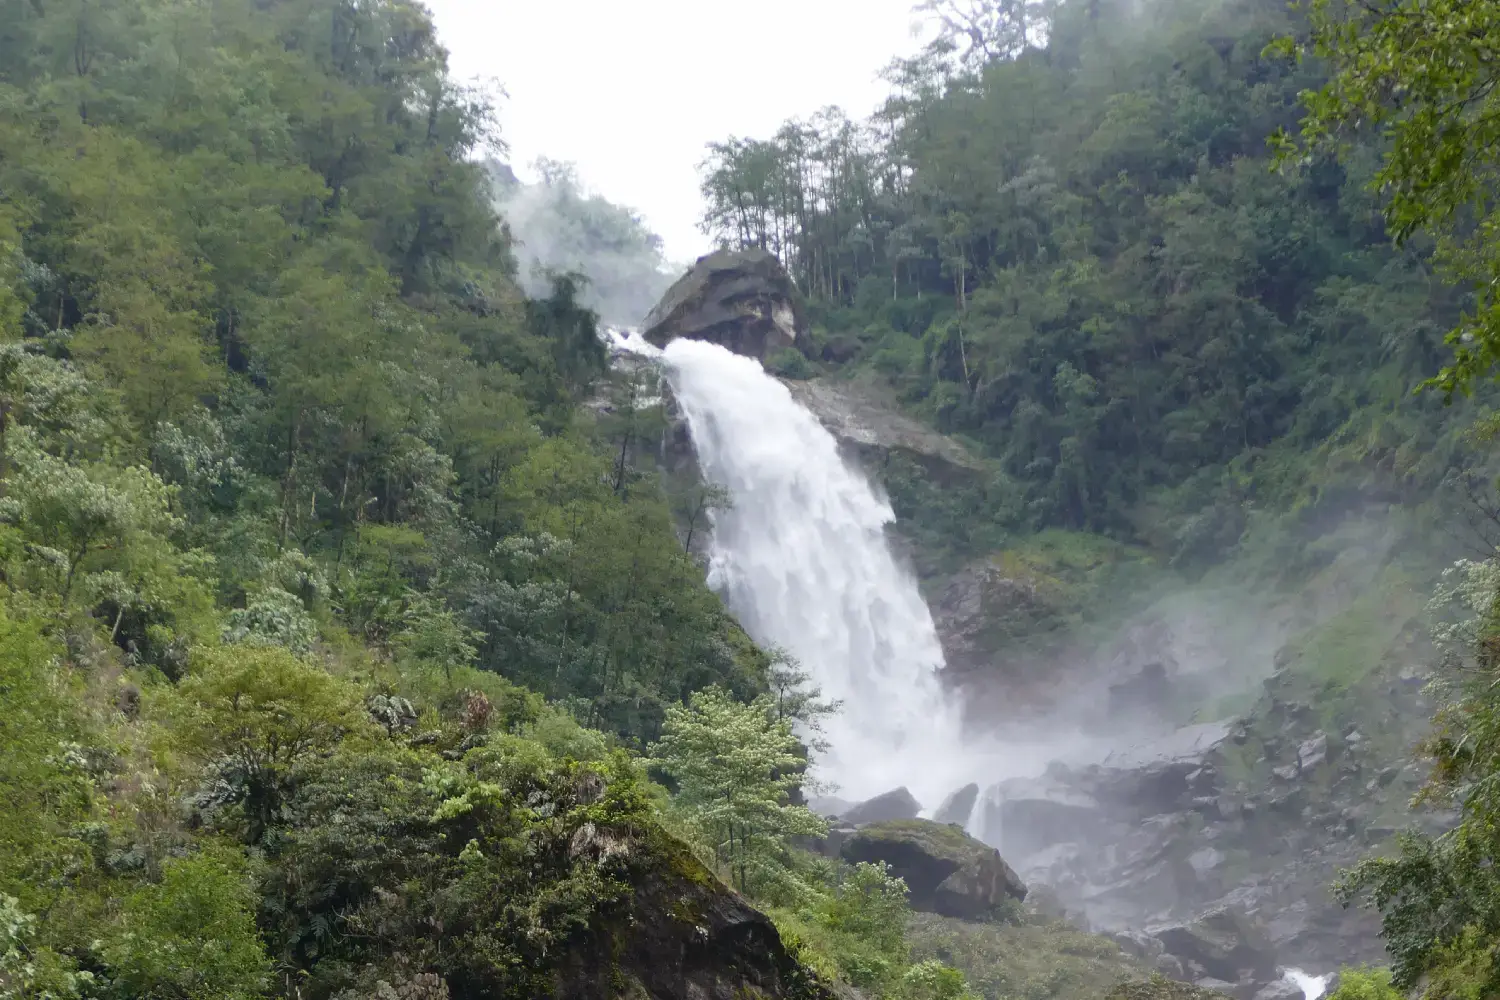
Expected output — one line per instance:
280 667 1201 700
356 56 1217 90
1106 975 1237 1000
908 913 1151 1000
840 819 1026 920
556 825 841 1000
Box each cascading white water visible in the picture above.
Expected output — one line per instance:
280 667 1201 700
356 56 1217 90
658 337 974 805
1282 969 1331 1000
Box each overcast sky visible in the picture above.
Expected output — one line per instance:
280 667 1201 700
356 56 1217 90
424 0 930 264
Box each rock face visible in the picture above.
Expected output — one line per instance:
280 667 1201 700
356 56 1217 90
979 684 1445 992
839 786 923 825
933 783 980 827
1146 907 1279 984
783 376 981 479
841 819 1026 920
643 248 805 360
557 829 840 1000
931 557 1069 682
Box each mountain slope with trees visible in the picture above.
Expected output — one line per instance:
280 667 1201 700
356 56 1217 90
701 0 1500 997
699 0 1486 565
0 0 1052 997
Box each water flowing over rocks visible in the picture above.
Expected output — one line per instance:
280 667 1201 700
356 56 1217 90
655 338 973 805
972 665 1449 994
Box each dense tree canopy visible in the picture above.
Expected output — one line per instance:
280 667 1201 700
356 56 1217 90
0 0 991 996
700 0 1480 561
1274 0 1500 400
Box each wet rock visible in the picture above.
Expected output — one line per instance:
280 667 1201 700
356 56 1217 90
991 775 1105 860
1149 906 1279 984
1155 954 1189 979
807 823 856 860
841 818 1026 920
807 795 852 819
1272 765 1299 782
841 787 922 826
643 248 804 360
554 824 843 1000
932 561 1065 678
1297 733 1328 772
785 377 981 477
933 783 980 827
1253 980 1303 1000
1189 848 1226 879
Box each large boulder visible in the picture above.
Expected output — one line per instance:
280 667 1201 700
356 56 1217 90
554 826 842 999
933 783 980 827
643 248 805 360
1147 906 1280 985
985 774 1106 861
841 818 1026 920
840 787 923 826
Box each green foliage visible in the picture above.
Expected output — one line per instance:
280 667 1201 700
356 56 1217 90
1324 968 1402 1000
909 912 1148 1000
767 861 914 994
649 687 827 895
767 347 817 380
899 961 981 1000
101 848 270 1000
0 603 90 904
701 0 1479 547
165 646 367 843
1335 552 1500 998
1272 0 1500 399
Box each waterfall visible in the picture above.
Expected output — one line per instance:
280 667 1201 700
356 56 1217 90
658 337 973 806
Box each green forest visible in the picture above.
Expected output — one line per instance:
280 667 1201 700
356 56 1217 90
701 0 1491 565
4 0 1500 997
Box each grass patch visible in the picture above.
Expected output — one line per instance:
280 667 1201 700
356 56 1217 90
1276 566 1425 690
907 913 1149 1000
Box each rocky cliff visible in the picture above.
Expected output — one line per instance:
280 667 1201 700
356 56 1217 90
783 375 982 480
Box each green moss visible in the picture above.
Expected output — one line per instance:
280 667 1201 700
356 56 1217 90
1276 567 1424 690
907 913 1150 1000
1106 974 1235 1000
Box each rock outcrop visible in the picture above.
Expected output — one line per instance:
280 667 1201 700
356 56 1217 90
558 829 842 1000
783 376 981 479
841 818 1026 920
933 783 981 827
839 787 923 825
979 679 1443 991
643 248 805 360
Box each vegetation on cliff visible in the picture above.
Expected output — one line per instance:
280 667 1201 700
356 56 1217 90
0 0 991 996
700 0 1487 567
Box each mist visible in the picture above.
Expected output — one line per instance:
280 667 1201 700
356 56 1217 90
489 159 679 328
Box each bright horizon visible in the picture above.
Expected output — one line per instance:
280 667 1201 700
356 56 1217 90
423 0 932 264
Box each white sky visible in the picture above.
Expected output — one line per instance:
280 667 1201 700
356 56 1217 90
424 0 930 264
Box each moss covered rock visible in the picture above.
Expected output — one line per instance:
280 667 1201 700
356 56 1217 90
907 913 1151 1000
1105 974 1236 1000
840 819 1026 921
556 826 842 1000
